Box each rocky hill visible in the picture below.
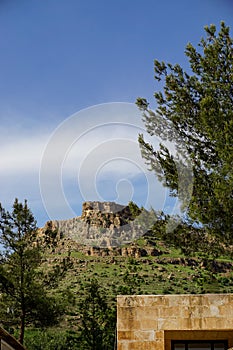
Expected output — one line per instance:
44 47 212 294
36 201 233 264
36 201 154 256
35 201 233 321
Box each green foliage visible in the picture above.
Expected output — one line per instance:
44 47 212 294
24 329 69 350
128 201 141 218
136 22 233 244
156 220 224 258
77 278 116 350
117 257 143 295
0 199 63 344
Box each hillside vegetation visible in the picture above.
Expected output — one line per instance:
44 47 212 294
25 202 233 349
1 200 233 349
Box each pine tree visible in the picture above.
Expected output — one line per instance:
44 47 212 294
136 22 233 243
77 279 116 350
0 199 62 344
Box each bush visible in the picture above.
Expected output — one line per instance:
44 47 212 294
24 329 69 350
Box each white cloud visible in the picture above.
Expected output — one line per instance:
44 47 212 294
0 103 183 225
1 135 47 174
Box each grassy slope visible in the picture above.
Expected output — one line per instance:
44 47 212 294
42 237 233 315
23 235 232 347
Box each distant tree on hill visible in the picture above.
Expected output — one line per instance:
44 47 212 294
136 22 233 243
0 199 63 344
128 201 141 218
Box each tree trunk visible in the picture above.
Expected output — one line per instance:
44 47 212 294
19 309 25 344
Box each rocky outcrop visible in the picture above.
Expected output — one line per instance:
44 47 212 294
84 245 162 258
38 201 146 250
81 201 134 229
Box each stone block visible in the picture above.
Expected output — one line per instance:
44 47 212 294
118 331 134 340
117 342 129 350
158 317 180 330
119 340 159 350
117 317 141 331
139 319 158 330
135 306 159 319
134 330 155 341
117 294 233 349
118 306 137 319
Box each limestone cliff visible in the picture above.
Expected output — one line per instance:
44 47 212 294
38 201 145 249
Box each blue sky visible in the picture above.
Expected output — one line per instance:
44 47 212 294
0 0 232 227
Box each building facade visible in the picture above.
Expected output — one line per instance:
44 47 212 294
117 294 233 350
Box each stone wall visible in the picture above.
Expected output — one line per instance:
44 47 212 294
117 294 233 350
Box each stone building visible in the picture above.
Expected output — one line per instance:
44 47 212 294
0 327 26 350
117 294 233 350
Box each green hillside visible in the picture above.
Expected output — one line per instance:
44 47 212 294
22 223 232 349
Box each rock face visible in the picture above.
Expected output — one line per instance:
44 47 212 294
38 201 145 249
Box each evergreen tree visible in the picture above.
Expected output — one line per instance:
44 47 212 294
0 199 62 344
77 279 116 350
136 22 233 243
